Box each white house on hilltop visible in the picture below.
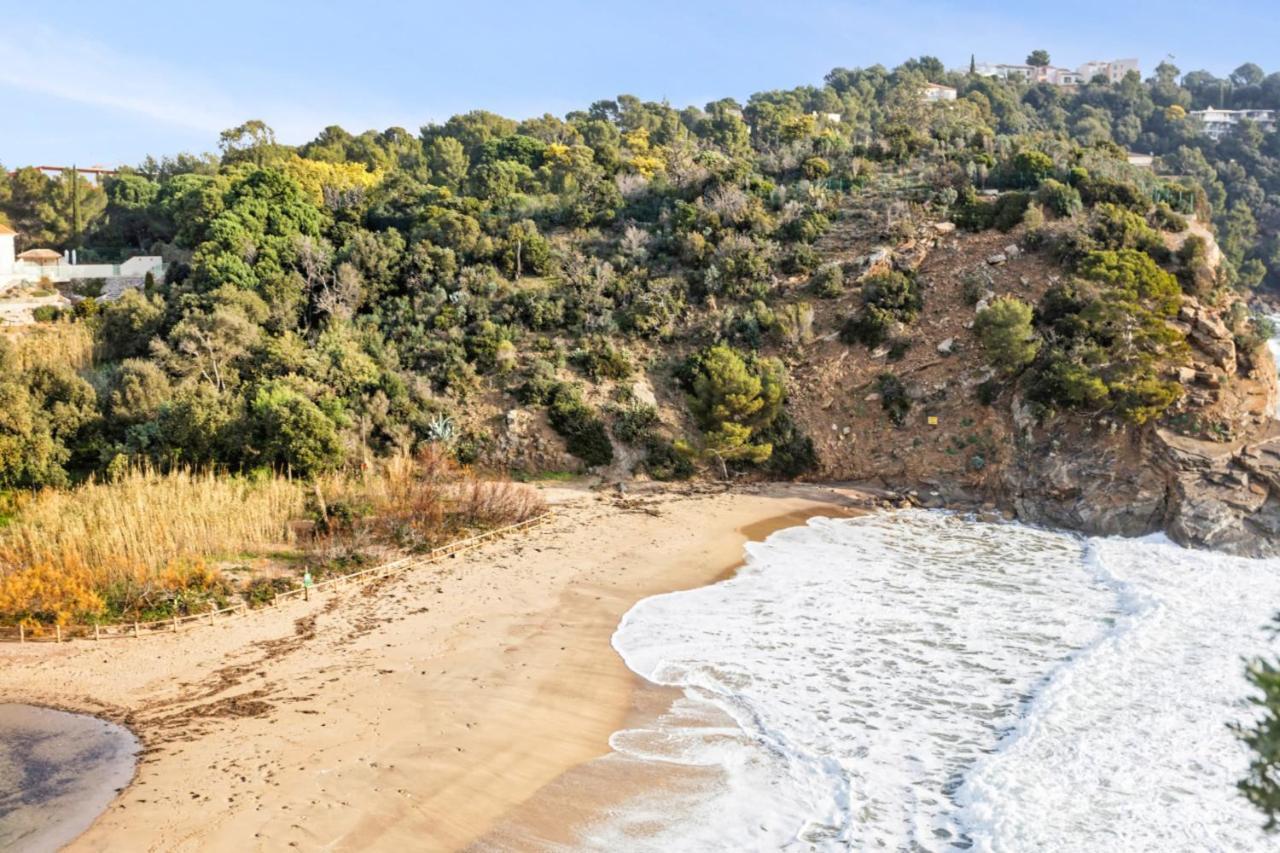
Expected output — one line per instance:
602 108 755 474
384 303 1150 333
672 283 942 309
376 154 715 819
923 83 958 102
971 58 1139 87
0 227 163 290
1078 58 1141 84
1189 108 1278 140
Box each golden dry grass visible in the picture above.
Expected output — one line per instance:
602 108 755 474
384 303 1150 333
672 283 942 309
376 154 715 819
0 468 306 576
1 321 95 372
0 451 545 626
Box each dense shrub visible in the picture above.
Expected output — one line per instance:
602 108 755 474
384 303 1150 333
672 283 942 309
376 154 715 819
876 372 911 426
547 385 614 467
1150 202 1188 233
812 263 844 297
642 436 694 481
974 296 1040 374
954 190 1031 232
1006 150 1055 188
757 411 817 477
841 270 922 347
610 402 658 444
571 336 633 380
1037 179 1083 217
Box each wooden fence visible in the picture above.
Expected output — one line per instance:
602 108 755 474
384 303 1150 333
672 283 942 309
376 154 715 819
0 512 553 643
0 601 250 643
270 512 553 605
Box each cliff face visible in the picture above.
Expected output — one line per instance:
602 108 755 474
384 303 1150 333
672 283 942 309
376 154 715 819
997 256 1280 556
784 217 1280 556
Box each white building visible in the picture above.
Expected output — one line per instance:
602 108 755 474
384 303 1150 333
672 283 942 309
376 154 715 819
1078 58 1141 84
0 228 163 290
974 62 1082 85
0 225 14 277
926 81 957 102
972 58 1136 87
1189 108 1278 140
922 83 958 102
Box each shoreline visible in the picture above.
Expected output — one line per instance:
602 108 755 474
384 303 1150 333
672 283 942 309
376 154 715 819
0 482 869 852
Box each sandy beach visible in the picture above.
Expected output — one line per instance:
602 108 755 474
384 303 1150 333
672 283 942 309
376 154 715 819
0 482 867 852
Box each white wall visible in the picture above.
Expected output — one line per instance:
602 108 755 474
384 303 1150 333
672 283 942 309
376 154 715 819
0 234 13 276
4 256 163 284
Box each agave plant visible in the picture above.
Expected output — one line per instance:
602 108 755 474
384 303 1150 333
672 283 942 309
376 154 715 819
426 413 456 444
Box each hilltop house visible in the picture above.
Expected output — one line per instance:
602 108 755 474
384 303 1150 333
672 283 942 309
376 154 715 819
971 58 1138 87
922 83 958 102
1078 58 1141 84
0 228 163 290
1189 108 1278 140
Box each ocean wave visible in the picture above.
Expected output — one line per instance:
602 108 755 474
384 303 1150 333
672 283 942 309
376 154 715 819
599 512 1280 851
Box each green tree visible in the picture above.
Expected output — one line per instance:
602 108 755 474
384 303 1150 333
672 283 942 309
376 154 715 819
975 296 1040 373
249 378 344 475
1026 50 1051 68
427 137 469 190
97 289 165 361
1237 629 1280 831
685 345 784 477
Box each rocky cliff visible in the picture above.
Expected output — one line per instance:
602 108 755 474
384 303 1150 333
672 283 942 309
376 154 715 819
783 216 1280 556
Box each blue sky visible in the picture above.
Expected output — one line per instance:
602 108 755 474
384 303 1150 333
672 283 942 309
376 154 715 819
3 0 1276 168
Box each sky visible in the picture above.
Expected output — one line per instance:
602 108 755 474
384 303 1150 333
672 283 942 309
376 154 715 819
2 0 1277 168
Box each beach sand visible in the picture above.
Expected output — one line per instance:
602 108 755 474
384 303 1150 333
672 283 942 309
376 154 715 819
0 482 866 852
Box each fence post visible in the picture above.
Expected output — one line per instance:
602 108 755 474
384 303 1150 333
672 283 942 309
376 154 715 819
172 613 178 632
55 623 61 643
19 623 24 643
95 624 100 641
133 621 139 638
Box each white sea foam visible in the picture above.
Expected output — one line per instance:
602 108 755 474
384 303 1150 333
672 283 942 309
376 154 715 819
598 512 1280 851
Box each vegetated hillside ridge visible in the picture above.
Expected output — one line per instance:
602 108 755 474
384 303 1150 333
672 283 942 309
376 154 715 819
6 60 1280 556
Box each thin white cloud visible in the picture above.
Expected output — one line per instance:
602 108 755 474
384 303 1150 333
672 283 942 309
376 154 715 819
0 22 438 154
0 23 241 134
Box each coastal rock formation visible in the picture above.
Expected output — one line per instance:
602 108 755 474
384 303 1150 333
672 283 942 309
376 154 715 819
999 288 1280 556
786 216 1280 556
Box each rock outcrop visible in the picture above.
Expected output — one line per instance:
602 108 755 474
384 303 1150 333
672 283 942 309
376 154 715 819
1000 285 1280 556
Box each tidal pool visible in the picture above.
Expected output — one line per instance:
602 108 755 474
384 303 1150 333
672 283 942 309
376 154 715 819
0 703 138 852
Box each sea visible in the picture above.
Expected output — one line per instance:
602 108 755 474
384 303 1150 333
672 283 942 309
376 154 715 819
599 511 1280 851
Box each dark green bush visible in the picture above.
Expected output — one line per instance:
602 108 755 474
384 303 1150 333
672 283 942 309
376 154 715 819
547 385 614 467
757 412 817 477
841 270 922 347
571 337 633 380
876 372 911 426
812 263 844 297
610 403 658 444
992 192 1032 232
1150 202 1188 233
643 436 695 480
1037 179 1083 217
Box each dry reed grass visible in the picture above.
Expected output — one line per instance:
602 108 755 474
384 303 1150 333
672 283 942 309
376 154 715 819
314 446 546 553
0 450 545 626
0 468 306 576
1 322 95 372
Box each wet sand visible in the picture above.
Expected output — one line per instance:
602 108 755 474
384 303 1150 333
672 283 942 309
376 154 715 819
471 499 865 850
0 483 868 852
0 704 138 853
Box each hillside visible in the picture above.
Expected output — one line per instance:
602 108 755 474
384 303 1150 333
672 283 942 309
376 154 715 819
2 59 1280 554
